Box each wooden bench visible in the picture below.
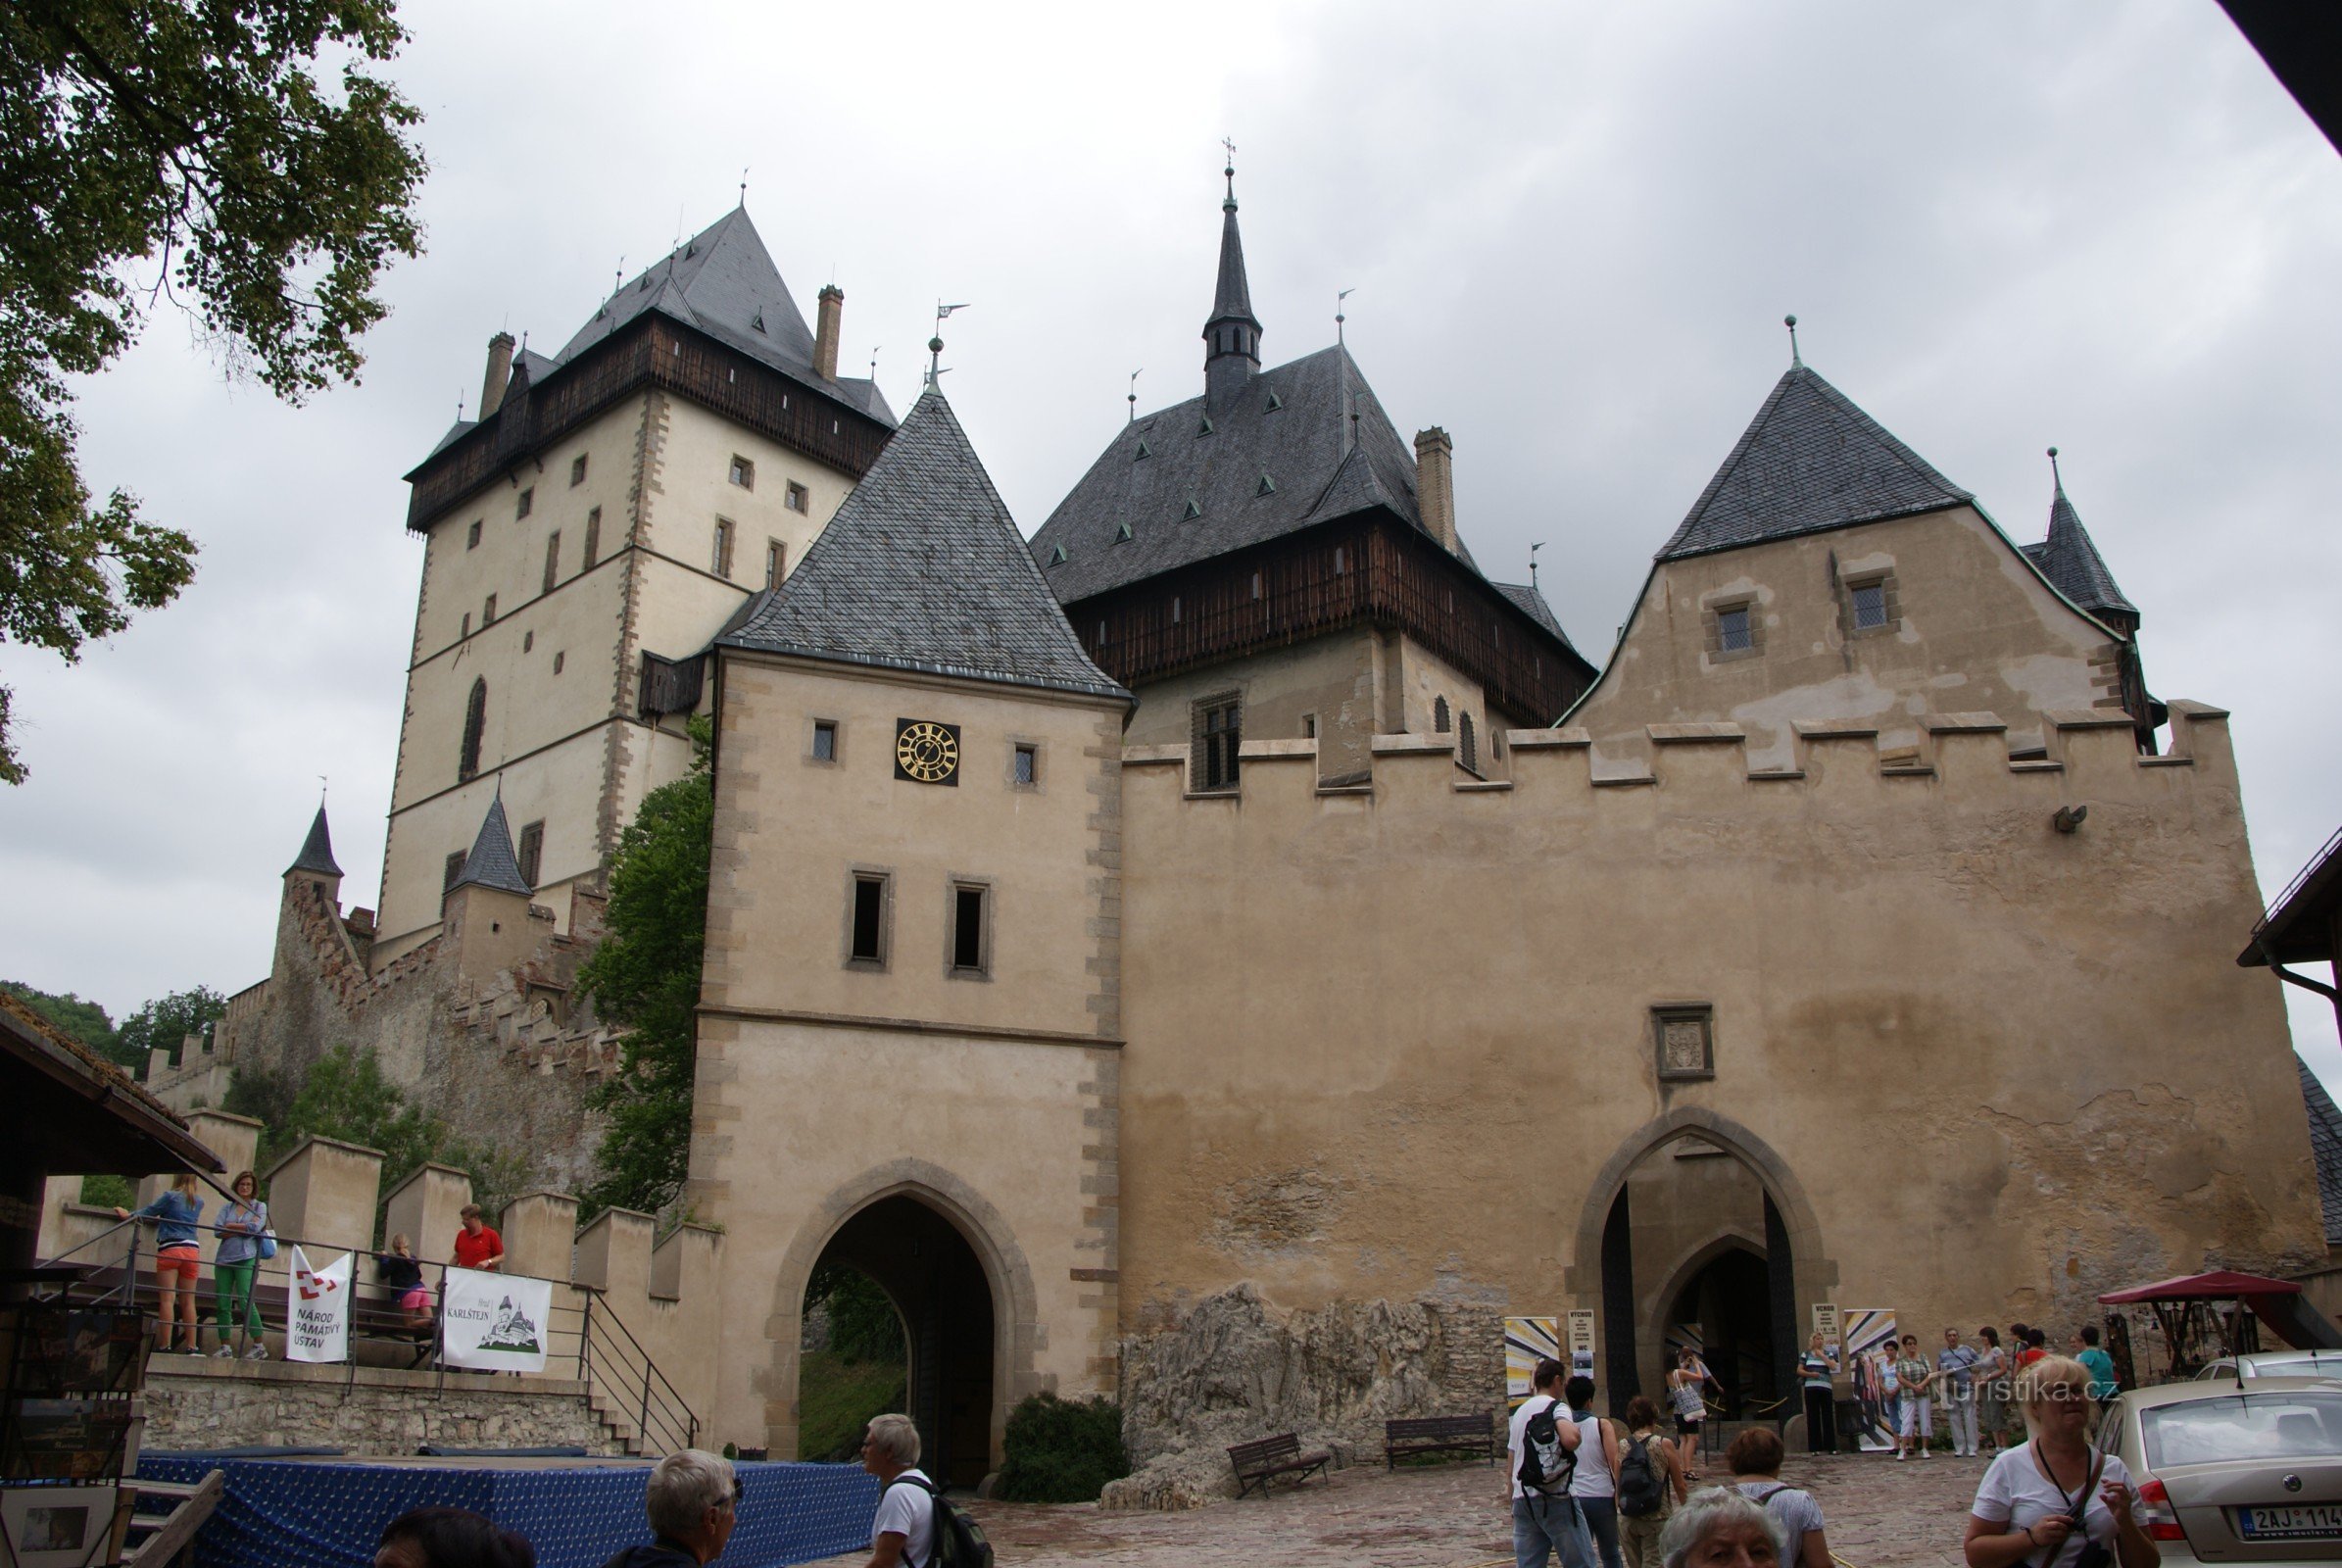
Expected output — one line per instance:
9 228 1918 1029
1227 1432 1332 1498
1385 1411 1496 1468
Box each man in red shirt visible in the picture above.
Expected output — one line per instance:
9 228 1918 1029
452 1204 504 1271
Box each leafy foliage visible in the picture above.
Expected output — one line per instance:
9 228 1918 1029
796 1351 906 1464
995 1393 1129 1503
0 0 427 781
805 1265 906 1365
576 715 712 1218
1 978 125 1066
79 1173 134 1208
115 984 225 1067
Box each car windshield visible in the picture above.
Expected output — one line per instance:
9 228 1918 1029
2142 1393 2342 1470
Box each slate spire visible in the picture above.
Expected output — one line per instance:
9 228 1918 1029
286 804 343 878
1658 362 1971 562
2035 448 2137 619
449 796 534 899
1202 158 1263 409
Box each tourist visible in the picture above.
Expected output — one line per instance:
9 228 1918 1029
1618 1395 1687 1568
1510 1356 1593 1568
1973 1328 2011 1454
1938 1327 1980 1457
377 1234 434 1336
1875 1343 1902 1449
2016 1327 2048 1370
599 1449 738 1567
453 1204 505 1272
2074 1326 2119 1412
1964 1354 2157 1568
375 1505 535 1568
116 1173 205 1353
860 1412 937 1568
1726 1428 1828 1568
1655 1487 1785 1568
1894 1335 1933 1460
1667 1348 1709 1480
1797 1334 1837 1454
1568 1374 1626 1568
211 1171 269 1359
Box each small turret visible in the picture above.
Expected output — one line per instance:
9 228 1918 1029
286 803 343 883
1202 158 1262 410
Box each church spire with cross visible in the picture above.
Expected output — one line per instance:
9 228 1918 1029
1202 140 1263 409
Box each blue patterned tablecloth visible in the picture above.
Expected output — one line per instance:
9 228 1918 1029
137 1452 879 1568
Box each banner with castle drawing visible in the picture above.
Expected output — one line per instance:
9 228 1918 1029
441 1268 552 1373
284 1247 351 1364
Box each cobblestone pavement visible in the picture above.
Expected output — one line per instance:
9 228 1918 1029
806 1449 1993 1566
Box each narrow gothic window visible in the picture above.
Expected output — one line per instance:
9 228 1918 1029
583 507 601 567
466 519 482 550
569 454 588 486
515 487 533 519
459 678 486 781
712 517 735 578
766 538 785 588
1459 712 1478 771
951 884 989 974
849 874 888 965
1434 697 1450 733
482 593 497 624
516 820 544 886
543 531 561 592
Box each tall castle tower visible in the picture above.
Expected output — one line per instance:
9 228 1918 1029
374 209 895 960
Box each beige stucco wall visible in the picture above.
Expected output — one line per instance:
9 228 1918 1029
1112 703 2318 1360
1571 506 2128 773
688 651 1129 1458
378 393 862 959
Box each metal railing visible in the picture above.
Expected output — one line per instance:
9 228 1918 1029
38 1213 702 1454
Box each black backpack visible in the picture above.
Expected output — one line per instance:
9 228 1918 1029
1517 1396 1579 1495
884 1475 994 1568
1616 1433 1666 1518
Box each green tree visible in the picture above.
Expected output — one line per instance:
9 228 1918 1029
0 0 427 782
1 978 121 1064
115 984 226 1069
576 715 712 1217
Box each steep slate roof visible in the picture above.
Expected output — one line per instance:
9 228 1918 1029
2025 479 2137 616
286 805 343 878
721 392 1129 701
451 797 533 898
2299 1056 2342 1247
1658 364 1972 562
1029 345 1434 603
551 207 894 425
1493 582 1584 660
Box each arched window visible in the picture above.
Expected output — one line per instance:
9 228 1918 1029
1459 712 1478 771
1433 696 1450 733
459 678 486 781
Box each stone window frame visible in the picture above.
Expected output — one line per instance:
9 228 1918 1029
569 453 588 487
515 819 545 887
582 507 602 568
844 867 892 970
515 486 533 519
808 718 841 765
728 454 756 491
712 516 736 579
1652 1003 1716 1081
785 480 810 514
543 530 561 593
946 876 994 980
1192 690 1243 794
1705 597 1761 662
765 537 786 589
1841 569 1902 639
1008 739 1040 790
465 518 482 550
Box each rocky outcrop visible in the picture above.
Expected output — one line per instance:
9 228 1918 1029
1103 1284 1502 1510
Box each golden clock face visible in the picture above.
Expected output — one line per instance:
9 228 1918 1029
894 719 960 785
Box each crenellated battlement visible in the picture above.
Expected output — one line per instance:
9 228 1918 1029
1123 700 2234 809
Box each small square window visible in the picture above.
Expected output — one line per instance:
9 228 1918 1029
811 720 838 761
951 883 989 975
1851 579 1890 631
785 481 809 514
849 873 888 965
1718 606 1751 652
516 820 544 886
569 454 588 487
765 539 786 588
1012 744 1037 786
482 593 498 625
728 456 755 490
466 519 482 550
515 487 533 519
1654 1005 1716 1080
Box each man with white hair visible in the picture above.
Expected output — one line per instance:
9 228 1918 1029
600 1448 739 1567
859 1412 936 1568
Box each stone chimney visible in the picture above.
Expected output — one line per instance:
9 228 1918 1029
813 285 844 381
479 331 516 418
1415 427 1458 553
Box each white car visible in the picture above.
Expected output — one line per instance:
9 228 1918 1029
2196 1353 2342 1383
2096 1377 2342 1564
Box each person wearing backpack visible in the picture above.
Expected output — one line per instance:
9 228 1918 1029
1728 1427 1830 1568
1616 1395 1686 1568
859 1413 993 1568
1565 1374 1625 1568
1508 1357 1593 1568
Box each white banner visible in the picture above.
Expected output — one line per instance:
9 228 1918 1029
285 1247 351 1363
441 1267 552 1373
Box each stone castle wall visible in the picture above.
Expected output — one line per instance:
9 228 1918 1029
143 1359 619 1455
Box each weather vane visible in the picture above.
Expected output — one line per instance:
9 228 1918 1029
1128 368 1143 422
1530 541 1544 589
1785 314 1802 368
928 302 969 389
1337 288 1354 346
740 166 749 204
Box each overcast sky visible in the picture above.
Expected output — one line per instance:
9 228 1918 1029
6 0 2339 1081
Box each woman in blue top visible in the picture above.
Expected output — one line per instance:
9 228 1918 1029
212 1171 269 1359
117 1172 206 1352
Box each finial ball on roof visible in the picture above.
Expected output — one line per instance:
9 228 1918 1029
928 336 944 353
1784 314 1797 328
2048 446 2059 459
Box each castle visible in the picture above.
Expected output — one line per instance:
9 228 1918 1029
157 170 2321 1494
